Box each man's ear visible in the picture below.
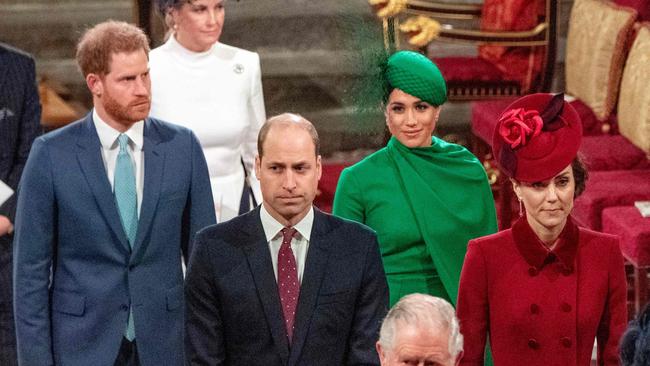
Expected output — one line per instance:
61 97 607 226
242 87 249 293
86 73 103 97
376 341 386 365
316 155 322 181
254 155 261 180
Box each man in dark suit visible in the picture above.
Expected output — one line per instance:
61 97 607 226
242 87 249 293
13 21 215 366
185 113 389 365
0 42 41 366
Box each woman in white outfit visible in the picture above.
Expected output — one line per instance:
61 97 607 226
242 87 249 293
150 0 266 222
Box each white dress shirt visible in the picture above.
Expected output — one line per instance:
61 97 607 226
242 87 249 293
260 205 314 284
93 109 144 214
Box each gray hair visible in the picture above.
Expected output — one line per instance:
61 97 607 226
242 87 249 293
378 293 463 359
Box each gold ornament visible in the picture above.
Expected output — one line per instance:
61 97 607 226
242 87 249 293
399 16 441 47
368 0 407 18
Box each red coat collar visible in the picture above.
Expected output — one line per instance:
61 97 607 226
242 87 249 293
512 216 580 273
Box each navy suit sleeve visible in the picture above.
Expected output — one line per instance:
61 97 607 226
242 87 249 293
185 231 226 365
346 232 389 366
182 132 216 263
0 53 41 222
13 137 55 366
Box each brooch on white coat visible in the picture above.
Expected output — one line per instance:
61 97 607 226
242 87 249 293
233 64 244 74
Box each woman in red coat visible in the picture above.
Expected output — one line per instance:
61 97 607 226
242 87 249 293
457 93 627 366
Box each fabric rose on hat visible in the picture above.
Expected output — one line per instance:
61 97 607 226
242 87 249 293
498 108 543 149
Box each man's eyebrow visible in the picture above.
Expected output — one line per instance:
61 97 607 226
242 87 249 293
265 161 285 166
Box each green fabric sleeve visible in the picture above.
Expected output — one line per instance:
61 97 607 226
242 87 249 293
332 167 365 224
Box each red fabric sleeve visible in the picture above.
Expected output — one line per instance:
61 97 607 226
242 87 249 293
597 237 628 365
457 240 489 366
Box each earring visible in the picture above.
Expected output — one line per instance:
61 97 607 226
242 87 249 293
518 198 523 217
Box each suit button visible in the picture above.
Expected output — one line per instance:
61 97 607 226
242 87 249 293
560 302 572 312
528 267 538 277
561 337 572 348
530 304 540 314
528 338 540 350
120 304 129 311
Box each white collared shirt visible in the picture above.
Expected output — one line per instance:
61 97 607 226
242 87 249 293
93 109 144 214
260 204 313 284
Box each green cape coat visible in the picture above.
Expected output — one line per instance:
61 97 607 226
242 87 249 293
333 136 497 306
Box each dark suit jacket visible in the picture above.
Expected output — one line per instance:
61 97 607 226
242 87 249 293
0 42 41 366
185 207 389 365
0 43 41 224
13 114 216 366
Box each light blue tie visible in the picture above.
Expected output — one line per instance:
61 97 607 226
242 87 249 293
114 133 138 341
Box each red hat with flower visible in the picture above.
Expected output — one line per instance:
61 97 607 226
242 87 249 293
492 93 582 182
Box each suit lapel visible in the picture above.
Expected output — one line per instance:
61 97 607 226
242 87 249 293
131 119 164 260
288 209 332 365
0 48 9 97
76 114 130 252
0 50 13 126
0 52 8 101
242 209 291 365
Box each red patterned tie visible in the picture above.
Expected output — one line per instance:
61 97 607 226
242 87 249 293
278 227 299 342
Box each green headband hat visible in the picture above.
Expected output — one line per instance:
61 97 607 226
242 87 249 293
385 50 447 106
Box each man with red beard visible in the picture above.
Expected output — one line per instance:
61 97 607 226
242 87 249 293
12 21 215 366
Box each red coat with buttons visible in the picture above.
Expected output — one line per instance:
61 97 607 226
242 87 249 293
457 217 627 366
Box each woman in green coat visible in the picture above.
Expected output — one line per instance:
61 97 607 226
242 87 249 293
333 50 497 306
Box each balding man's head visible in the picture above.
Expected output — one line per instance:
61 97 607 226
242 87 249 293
257 113 320 158
254 113 322 227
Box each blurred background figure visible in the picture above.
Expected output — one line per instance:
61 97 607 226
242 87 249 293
377 293 463 366
620 303 650 366
150 0 266 222
333 50 496 306
0 42 41 366
457 93 627 366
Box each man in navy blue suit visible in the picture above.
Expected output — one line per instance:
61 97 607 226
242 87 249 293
0 42 41 366
13 21 215 366
185 113 389 365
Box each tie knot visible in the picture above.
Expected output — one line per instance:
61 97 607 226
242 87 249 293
281 227 297 243
117 134 130 153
